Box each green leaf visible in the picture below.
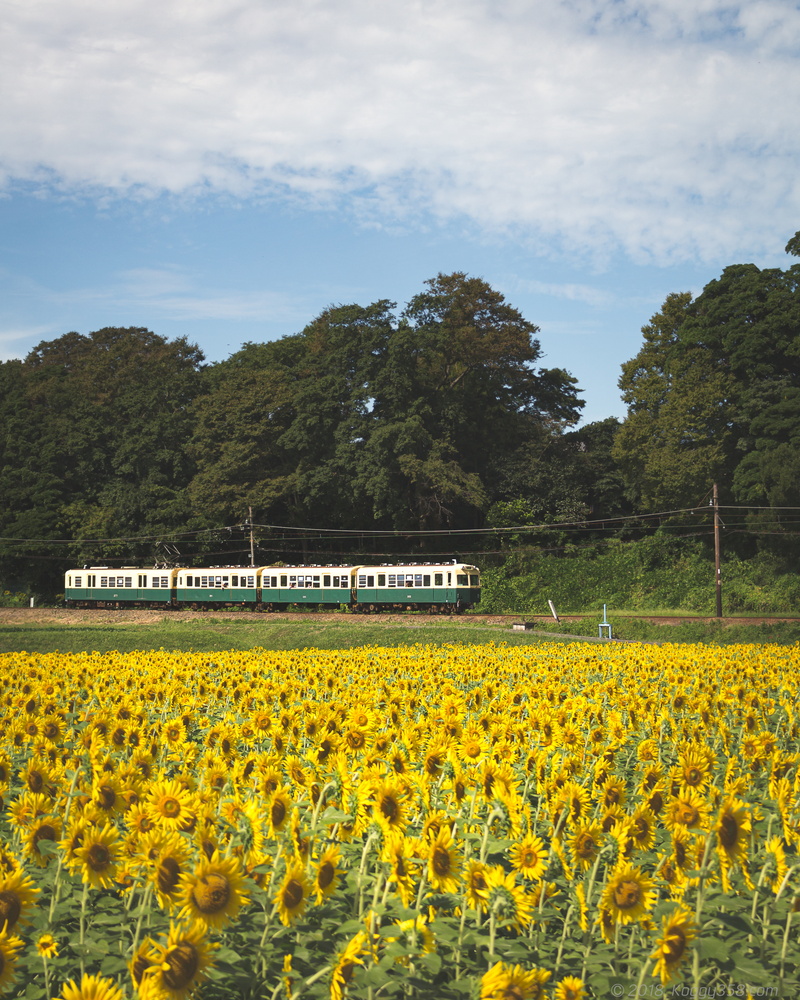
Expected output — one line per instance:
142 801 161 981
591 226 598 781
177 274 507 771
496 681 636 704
696 937 732 962
419 951 442 975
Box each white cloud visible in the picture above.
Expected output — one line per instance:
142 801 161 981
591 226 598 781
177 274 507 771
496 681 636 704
512 278 615 308
0 323 60 360
2 0 799 264
38 265 306 324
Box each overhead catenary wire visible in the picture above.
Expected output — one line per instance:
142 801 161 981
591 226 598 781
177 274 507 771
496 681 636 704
2 503 800 550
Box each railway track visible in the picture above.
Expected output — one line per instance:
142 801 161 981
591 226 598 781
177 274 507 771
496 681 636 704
1 608 797 626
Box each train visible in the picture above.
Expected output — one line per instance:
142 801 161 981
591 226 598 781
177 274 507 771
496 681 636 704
63 561 482 613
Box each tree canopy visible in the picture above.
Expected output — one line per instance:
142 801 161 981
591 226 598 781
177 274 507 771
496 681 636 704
1 276 590 590
613 247 800 551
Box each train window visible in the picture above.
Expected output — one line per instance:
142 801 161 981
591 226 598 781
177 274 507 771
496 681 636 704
423 575 430 586
457 574 468 586
414 574 423 586
434 573 443 585
405 576 414 587
367 576 374 587
73 576 80 587
324 575 331 586
232 575 238 586
100 577 107 587
270 576 278 588
289 576 297 587
377 574 385 586
247 576 254 588
313 576 320 587
388 575 396 587
471 575 480 586
358 575 366 587
200 576 208 587
448 574 452 585
153 577 160 588
281 575 287 586
124 577 132 587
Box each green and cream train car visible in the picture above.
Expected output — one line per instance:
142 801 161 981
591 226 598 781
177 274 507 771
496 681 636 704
175 568 258 607
259 566 355 610
64 560 481 612
63 567 178 607
352 562 481 613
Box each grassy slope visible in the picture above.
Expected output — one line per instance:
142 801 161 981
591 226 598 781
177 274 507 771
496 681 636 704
2 613 799 653
0 619 564 654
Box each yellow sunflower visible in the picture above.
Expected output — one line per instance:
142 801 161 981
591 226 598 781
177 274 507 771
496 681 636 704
141 920 217 1000
24 813 62 867
35 932 59 958
715 797 751 872
427 826 462 894
75 821 120 889
651 906 696 984
628 805 657 852
128 936 159 993
330 930 368 1000
147 779 195 831
600 863 657 925
266 786 293 837
509 833 548 881
55 973 125 1000
139 830 191 910
372 777 409 835
568 823 603 872
382 833 416 906
179 852 249 931
384 913 436 966
480 960 551 1000
554 976 586 1000
763 836 789 894
314 844 341 904
663 790 711 833
0 865 39 935
677 747 713 793
0 927 23 994
485 866 533 932
275 859 310 926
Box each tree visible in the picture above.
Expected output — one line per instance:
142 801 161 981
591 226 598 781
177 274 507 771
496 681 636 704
0 328 205 589
362 273 584 530
613 292 735 509
614 246 800 553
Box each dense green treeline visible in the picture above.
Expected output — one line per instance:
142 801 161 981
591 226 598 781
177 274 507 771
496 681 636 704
2 236 800 602
480 535 800 615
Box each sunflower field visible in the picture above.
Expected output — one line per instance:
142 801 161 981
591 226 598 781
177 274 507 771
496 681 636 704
0 641 797 1000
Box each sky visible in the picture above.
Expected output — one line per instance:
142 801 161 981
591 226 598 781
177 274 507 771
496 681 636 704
1 0 799 425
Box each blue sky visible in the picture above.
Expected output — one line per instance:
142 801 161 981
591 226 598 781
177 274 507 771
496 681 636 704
2 0 799 425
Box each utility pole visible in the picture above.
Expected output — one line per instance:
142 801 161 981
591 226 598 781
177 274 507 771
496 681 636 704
248 506 255 568
712 483 722 618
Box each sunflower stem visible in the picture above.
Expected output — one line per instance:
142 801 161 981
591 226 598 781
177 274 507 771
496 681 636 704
634 953 653 996
488 900 498 960
78 879 89 979
554 903 574 971
129 883 153 968
778 898 794 992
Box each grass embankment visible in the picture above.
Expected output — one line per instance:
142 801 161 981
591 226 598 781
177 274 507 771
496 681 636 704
0 617 559 654
2 612 799 653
